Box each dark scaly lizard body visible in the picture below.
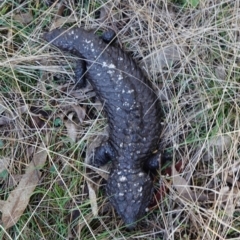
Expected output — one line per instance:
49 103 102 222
44 28 162 228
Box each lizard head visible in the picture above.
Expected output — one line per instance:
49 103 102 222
106 168 153 229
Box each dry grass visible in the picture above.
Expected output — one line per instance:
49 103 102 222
1 0 240 239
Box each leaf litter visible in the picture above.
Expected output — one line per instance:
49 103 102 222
1 143 48 229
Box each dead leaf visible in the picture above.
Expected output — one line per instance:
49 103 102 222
50 16 76 30
70 85 95 100
7 174 23 188
218 187 235 218
72 105 86 124
215 65 226 80
86 181 98 216
29 107 51 128
99 5 108 20
60 104 86 142
0 158 11 173
0 102 28 126
172 165 208 202
0 116 11 126
233 186 240 207
64 112 78 142
61 104 86 124
93 98 103 112
184 135 232 182
223 198 235 218
142 45 183 72
7 29 13 53
201 135 232 162
0 101 10 126
18 105 28 115
0 102 5 114
172 164 191 196
226 176 240 188
13 12 33 25
84 133 110 217
0 200 5 210
1 144 48 229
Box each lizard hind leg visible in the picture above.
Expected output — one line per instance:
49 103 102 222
91 141 115 167
144 150 173 172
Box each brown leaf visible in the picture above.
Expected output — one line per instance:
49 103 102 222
218 187 235 218
215 65 226 80
142 45 184 72
172 165 208 202
64 112 78 142
18 105 28 115
72 105 86 124
86 181 98 216
172 165 191 196
0 116 11 126
0 200 5 210
0 102 28 126
61 104 86 124
49 16 76 30
1 144 48 229
85 133 110 217
7 29 13 53
0 157 10 173
70 86 95 100
201 135 232 162
13 12 33 25
0 102 5 115
7 174 23 188
0 101 11 126
28 106 51 129
61 104 86 142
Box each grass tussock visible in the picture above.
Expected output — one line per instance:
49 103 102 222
0 0 240 239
